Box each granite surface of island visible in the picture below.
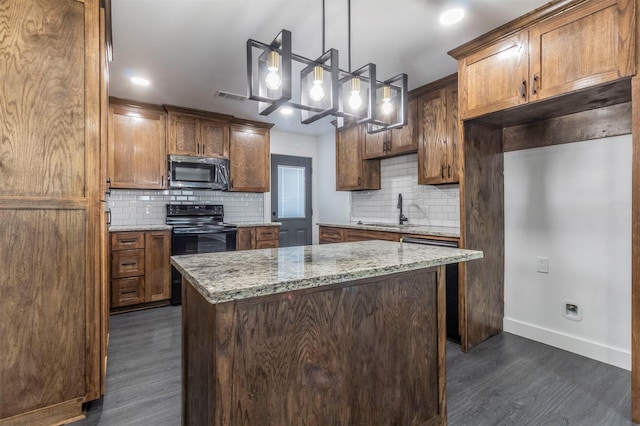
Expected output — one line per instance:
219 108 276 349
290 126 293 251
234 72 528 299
171 240 482 304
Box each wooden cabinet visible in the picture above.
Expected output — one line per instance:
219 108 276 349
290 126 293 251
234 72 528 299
229 120 273 192
418 81 459 185
237 225 280 250
455 0 634 119
108 98 167 189
319 226 400 243
110 230 171 310
336 126 381 191
165 105 232 158
363 99 418 159
0 0 105 423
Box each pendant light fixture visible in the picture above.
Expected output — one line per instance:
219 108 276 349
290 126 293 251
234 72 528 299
246 0 407 133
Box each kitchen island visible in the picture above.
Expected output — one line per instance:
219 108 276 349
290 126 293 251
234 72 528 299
171 240 482 425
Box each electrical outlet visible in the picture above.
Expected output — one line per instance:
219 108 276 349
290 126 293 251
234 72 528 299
536 256 549 273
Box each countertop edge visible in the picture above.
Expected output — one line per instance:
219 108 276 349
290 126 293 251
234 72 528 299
317 223 460 238
171 243 482 304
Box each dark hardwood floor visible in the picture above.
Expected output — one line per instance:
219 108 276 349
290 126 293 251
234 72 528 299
77 305 635 425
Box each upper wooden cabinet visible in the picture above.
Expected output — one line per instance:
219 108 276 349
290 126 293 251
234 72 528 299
165 105 232 158
363 99 418 159
453 0 635 120
418 79 459 185
229 120 273 192
108 98 167 189
336 126 381 191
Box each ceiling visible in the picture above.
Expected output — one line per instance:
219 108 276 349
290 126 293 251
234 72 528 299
109 0 551 137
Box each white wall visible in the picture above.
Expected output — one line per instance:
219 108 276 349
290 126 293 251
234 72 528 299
268 130 320 244
503 135 632 370
316 132 351 225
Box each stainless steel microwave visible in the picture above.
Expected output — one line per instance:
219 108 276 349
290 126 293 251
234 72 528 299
168 155 230 190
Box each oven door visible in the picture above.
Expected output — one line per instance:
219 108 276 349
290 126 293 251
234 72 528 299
170 230 236 305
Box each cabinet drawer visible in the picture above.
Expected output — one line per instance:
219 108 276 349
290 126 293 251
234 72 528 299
111 277 145 307
255 226 279 241
111 249 145 278
111 232 145 250
344 229 399 242
255 240 279 249
319 227 345 243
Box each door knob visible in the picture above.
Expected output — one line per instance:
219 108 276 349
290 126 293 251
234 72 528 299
272 211 276 216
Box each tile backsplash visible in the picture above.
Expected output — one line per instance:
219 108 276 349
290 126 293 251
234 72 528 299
108 189 264 227
351 154 460 229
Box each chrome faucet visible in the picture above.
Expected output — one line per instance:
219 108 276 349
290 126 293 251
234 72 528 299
397 193 408 225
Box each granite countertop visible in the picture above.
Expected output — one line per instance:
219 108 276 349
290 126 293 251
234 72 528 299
109 224 173 232
317 222 460 238
233 222 281 228
171 240 482 304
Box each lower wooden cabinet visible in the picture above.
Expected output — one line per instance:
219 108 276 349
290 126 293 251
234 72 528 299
237 225 280 250
110 230 171 310
319 226 400 243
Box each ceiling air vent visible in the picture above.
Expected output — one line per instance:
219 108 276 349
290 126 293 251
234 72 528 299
216 90 247 102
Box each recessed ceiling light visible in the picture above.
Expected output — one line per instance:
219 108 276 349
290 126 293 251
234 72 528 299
439 8 465 25
280 107 293 116
131 76 150 86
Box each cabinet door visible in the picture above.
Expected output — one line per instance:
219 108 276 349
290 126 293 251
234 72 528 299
418 89 448 185
336 126 363 190
168 114 198 156
445 87 460 183
144 231 171 302
199 119 229 158
458 31 529 119
363 129 388 159
236 227 256 250
229 125 270 192
108 104 167 189
389 98 418 156
529 0 634 102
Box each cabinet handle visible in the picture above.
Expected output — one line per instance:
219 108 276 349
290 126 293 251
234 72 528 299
229 178 233 189
120 239 137 243
357 177 361 186
121 262 137 266
161 175 164 187
448 165 451 178
106 208 111 226
197 144 200 154
519 79 526 98
441 166 445 179
105 178 111 196
531 73 539 95
202 144 205 155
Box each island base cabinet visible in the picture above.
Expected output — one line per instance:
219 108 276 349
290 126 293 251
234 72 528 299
182 268 447 426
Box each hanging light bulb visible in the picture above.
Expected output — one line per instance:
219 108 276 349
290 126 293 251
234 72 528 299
265 50 281 90
309 66 325 101
381 85 394 115
348 76 362 110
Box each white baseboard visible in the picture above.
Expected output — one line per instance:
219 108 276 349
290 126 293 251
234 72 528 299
503 317 631 371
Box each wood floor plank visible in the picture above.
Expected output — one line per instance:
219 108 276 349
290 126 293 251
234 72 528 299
77 306 634 425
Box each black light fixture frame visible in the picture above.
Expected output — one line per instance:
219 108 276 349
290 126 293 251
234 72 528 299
366 73 409 134
246 29 292 116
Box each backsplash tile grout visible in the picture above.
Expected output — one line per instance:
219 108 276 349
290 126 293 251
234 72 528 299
108 189 265 226
351 153 460 230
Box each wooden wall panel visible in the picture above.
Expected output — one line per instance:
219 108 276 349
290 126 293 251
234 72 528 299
460 121 505 352
0 210 87 418
631 74 640 424
219 271 442 425
0 0 86 198
503 102 632 151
